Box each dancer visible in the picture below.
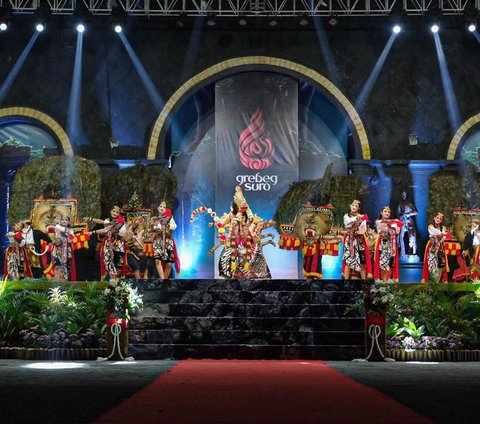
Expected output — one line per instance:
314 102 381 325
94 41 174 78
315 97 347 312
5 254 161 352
85 206 125 281
462 218 480 281
374 206 403 282
151 201 180 279
397 191 418 257
191 186 275 279
47 215 76 281
422 212 450 283
4 221 32 280
120 216 148 279
21 220 52 278
342 200 372 279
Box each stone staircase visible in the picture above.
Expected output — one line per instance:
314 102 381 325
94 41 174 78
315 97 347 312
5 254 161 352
129 279 366 360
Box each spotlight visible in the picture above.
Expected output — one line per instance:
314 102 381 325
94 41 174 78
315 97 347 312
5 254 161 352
268 19 278 27
430 24 439 33
36 23 45 32
76 24 85 33
114 25 122 33
468 24 476 32
0 22 7 31
392 25 401 34
206 19 216 27
238 18 247 26
299 18 309 26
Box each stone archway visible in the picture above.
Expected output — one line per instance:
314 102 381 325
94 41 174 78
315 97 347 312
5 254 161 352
0 107 73 156
447 113 480 160
147 56 371 160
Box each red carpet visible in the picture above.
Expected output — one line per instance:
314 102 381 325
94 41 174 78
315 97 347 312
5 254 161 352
93 359 432 424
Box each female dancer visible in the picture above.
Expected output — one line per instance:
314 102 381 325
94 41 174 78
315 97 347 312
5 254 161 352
49 215 75 281
4 221 32 280
151 201 180 279
85 206 125 281
422 212 450 283
342 199 372 279
374 206 403 282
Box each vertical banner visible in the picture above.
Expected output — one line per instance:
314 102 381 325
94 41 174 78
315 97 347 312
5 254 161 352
215 72 299 278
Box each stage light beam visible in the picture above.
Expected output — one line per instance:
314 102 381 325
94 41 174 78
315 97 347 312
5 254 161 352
114 25 122 33
36 23 45 32
393 25 401 34
433 31 461 135
468 24 476 32
355 32 397 112
0 22 7 31
0 32 41 104
76 24 85 33
431 24 439 33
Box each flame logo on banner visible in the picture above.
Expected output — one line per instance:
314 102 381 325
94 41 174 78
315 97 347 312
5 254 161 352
238 108 275 170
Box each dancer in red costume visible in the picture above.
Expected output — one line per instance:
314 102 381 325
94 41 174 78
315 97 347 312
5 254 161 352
85 206 125 281
151 201 180 279
46 215 76 281
4 221 32 280
342 200 372 279
421 212 450 283
373 206 403 282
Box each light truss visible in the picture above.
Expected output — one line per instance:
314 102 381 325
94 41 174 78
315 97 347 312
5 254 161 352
47 0 76 14
8 0 40 14
82 0 112 15
440 0 470 14
3 0 480 16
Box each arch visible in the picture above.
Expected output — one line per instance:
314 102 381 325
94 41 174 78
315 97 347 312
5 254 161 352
147 56 370 160
0 107 73 156
447 113 480 160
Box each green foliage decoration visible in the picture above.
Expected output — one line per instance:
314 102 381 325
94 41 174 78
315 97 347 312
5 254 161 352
0 279 107 348
427 168 480 225
326 175 368 227
101 165 177 216
8 156 101 224
274 170 367 229
387 284 480 349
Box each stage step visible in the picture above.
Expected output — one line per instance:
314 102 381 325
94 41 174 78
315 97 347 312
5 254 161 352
129 279 367 360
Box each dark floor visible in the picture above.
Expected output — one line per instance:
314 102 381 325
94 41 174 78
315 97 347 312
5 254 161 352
0 359 478 423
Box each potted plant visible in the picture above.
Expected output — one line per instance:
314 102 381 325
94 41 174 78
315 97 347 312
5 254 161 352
103 280 143 360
